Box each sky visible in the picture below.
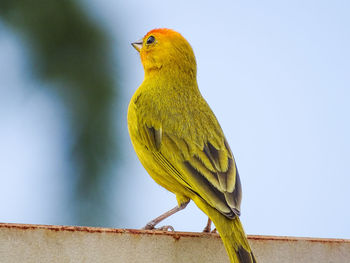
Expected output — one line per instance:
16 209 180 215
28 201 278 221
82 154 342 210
1 0 350 239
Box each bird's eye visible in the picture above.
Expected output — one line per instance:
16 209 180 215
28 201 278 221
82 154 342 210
146 36 155 45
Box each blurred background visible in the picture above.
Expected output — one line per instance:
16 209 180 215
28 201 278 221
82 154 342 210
0 0 349 239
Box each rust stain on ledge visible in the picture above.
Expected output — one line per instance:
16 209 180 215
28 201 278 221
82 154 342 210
248 234 350 244
0 222 218 240
1 222 349 244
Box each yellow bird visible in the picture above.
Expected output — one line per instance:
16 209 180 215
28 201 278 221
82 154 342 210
128 28 256 263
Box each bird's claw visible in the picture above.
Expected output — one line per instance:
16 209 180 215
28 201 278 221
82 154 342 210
142 224 174 232
142 223 156 230
203 225 211 232
203 226 217 233
156 225 175 231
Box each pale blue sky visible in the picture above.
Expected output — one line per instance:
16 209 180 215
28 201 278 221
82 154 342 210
1 0 349 238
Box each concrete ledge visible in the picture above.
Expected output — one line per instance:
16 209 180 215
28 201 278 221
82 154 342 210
0 223 349 262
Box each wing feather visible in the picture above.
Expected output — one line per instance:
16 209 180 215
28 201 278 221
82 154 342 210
141 123 242 218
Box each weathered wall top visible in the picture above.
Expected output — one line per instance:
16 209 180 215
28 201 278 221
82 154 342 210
0 223 349 262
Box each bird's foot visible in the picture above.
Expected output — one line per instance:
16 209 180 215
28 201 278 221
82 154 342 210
142 222 156 230
156 225 175 231
142 223 174 232
202 218 212 233
211 228 217 233
141 203 188 231
203 225 211 232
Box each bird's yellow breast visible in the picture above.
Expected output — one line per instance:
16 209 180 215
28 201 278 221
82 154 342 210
127 88 193 200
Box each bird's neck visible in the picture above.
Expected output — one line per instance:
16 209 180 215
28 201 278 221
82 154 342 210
144 66 198 92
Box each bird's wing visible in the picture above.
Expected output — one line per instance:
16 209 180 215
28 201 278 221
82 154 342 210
141 123 242 219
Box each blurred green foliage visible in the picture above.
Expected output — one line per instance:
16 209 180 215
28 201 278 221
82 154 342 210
0 0 118 226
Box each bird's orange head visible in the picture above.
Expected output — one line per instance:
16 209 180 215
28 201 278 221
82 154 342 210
132 28 197 78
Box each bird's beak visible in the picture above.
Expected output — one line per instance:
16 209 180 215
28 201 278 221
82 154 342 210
131 39 143 52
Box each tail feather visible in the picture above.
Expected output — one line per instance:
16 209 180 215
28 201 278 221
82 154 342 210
218 216 256 263
237 246 256 263
200 201 256 263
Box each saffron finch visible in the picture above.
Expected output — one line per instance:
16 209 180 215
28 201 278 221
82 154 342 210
128 28 256 263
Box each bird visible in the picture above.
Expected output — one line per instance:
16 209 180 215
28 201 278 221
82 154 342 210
128 28 256 263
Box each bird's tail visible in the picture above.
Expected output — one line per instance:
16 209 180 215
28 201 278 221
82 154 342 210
205 204 256 263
